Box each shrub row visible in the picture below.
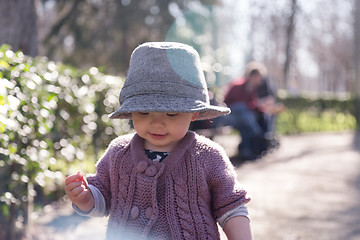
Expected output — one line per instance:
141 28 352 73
277 96 356 134
0 45 129 239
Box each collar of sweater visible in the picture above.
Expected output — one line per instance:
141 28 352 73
130 131 196 174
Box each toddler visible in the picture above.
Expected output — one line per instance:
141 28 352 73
65 42 252 240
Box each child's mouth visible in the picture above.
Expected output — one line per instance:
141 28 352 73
150 133 168 140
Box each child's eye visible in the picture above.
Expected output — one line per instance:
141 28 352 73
166 113 178 117
139 112 149 115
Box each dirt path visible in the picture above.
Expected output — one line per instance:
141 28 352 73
32 131 360 240
215 131 360 240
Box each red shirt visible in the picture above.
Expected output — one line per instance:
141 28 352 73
223 77 263 112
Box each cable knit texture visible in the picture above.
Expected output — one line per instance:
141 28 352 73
87 131 250 240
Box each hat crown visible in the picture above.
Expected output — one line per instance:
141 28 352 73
110 42 230 120
119 42 209 105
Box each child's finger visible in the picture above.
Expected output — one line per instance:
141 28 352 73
71 185 87 197
66 182 87 197
74 171 84 181
75 171 89 188
81 174 89 188
73 187 91 203
65 172 82 185
65 180 83 191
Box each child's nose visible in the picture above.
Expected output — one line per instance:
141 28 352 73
150 113 165 125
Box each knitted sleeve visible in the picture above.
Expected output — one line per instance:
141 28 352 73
86 135 132 213
86 146 114 213
199 136 250 218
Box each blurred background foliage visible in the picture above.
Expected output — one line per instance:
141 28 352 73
276 95 356 134
38 0 222 75
1 0 360 239
0 45 130 239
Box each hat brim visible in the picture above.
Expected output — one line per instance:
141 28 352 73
109 94 230 120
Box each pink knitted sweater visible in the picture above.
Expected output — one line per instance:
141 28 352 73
87 131 250 240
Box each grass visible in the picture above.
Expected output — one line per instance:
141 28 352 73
276 109 356 135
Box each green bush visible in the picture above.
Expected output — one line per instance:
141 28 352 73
276 96 357 134
0 45 130 239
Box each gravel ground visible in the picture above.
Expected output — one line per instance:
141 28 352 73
30 131 360 240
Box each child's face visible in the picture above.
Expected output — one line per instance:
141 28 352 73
132 112 199 152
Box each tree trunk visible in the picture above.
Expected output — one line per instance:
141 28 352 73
354 0 360 146
0 1 38 238
0 0 38 56
283 0 297 90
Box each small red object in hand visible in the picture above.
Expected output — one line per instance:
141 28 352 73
75 171 88 188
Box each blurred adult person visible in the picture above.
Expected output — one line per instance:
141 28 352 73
219 62 283 160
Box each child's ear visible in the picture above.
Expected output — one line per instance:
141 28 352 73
191 112 199 121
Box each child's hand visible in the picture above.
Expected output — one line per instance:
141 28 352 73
65 171 94 212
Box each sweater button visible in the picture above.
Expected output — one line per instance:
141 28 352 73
145 165 157 177
130 206 139 219
116 207 122 216
145 207 153 219
136 161 148 173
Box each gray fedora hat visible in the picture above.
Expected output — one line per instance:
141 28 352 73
109 42 230 120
